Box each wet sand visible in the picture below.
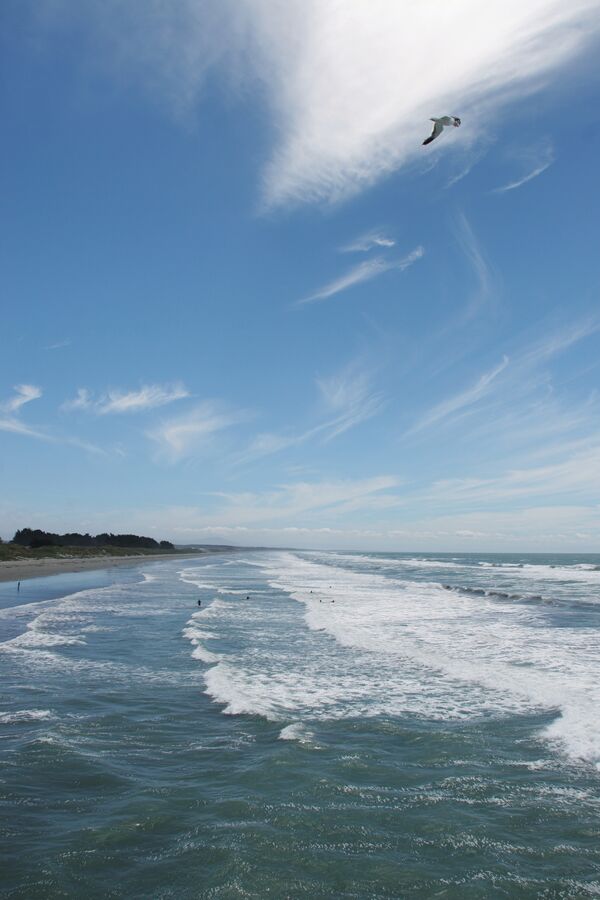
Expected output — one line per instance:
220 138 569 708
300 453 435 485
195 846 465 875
0 553 212 584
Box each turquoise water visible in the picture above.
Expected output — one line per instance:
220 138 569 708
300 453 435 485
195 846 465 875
2 550 600 898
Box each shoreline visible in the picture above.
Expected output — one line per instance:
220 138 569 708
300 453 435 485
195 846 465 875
0 551 225 585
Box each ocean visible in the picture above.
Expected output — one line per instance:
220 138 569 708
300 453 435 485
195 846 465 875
2 549 600 898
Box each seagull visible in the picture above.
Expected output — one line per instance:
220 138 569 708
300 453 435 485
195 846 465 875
422 116 461 146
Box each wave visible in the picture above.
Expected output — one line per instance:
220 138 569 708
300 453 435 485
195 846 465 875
0 709 54 724
178 577 218 590
442 583 548 604
305 551 600 585
3 630 87 650
258 551 600 768
278 722 317 744
477 562 600 583
192 645 221 664
182 599 233 667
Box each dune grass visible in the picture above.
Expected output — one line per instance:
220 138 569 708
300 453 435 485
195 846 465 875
0 543 183 563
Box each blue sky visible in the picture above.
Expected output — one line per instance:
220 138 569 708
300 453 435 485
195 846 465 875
2 0 600 551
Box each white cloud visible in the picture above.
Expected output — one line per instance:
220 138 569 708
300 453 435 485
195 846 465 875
0 385 48 441
238 425 320 464
242 432 302 457
445 141 492 188
405 317 600 446
44 339 71 350
316 363 384 440
64 436 106 455
255 1 598 205
102 477 401 545
63 383 189 414
42 1 598 205
421 438 600 508
520 318 600 366
8 499 600 551
99 383 190 413
148 402 245 462
210 474 400 525
493 140 555 193
454 212 495 316
61 388 92 412
298 246 424 305
2 384 42 414
398 315 600 533
0 417 49 441
408 355 510 435
0 385 102 453
340 230 396 253
0 415 105 453
237 362 384 463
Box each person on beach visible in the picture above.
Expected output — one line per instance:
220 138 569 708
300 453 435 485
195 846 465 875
17 581 20 592
197 599 202 606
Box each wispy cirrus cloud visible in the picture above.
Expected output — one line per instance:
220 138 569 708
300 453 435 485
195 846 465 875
102 475 402 548
2 384 42 414
340 230 396 253
0 383 103 452
237 363 384 463
316 364 385 440
454 212 495 317
407 356 510 436
148 402 247 462
492 140 555 193
62 388 92 412
210 475 401 525
39 1 597 206
298 247 424 306
63 383 190 414
44 339 71 351
520 317 600 366
0 417 49 441
421 437 600 509
445 140 492 189
0 384 48 441
406 317 600 441
99 383 190 414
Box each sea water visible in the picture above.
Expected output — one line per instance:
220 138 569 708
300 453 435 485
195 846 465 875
2 550 600 897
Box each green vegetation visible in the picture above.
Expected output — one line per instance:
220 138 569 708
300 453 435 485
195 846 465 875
12 528 174 551
0 543 181 563
0 528 180 562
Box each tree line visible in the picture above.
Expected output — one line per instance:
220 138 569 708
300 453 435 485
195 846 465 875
12 528 174 550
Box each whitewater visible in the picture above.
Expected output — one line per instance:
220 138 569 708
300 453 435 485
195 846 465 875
2 550 600 897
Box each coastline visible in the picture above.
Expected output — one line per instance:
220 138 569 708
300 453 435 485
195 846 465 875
0 551 222 585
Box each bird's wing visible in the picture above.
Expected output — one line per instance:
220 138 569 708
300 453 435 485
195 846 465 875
422 120 444 145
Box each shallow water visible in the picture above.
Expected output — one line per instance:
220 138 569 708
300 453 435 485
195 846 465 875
2 550 600 897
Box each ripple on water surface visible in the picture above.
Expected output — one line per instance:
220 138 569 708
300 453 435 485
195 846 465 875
2 551 600 897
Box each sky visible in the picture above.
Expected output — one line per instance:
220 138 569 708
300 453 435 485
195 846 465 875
2 0 600 552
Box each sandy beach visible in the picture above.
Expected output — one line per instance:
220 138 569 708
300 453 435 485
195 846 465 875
0 552 211 584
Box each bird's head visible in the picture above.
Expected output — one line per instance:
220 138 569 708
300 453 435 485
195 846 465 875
453 117 461 127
